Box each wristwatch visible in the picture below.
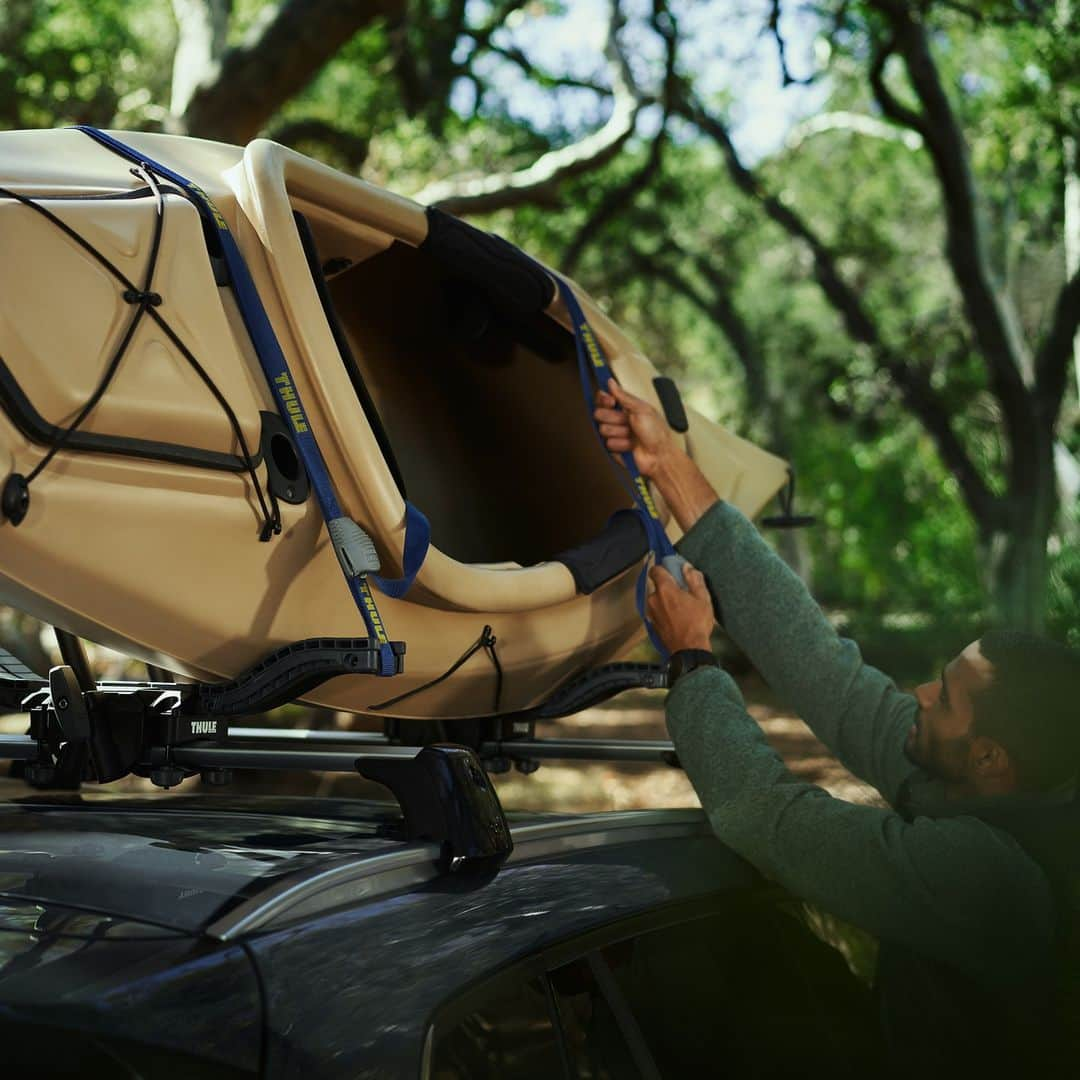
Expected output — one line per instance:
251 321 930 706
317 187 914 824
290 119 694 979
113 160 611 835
666 648 720 688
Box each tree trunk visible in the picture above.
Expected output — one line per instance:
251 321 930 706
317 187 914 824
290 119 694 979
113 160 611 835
981 437 1057 632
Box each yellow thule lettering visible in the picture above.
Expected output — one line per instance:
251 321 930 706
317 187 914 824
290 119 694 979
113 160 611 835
358 581 388 643
635 476 660 519
274 373 309 434
580 323 605 369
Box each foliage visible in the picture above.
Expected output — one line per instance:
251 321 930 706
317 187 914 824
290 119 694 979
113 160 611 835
0 0 172 129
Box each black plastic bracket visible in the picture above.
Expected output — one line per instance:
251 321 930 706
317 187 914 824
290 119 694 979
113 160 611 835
533 662 667 720
357 745 513 873
259 411 309 506
1 473 29 525
762 468 816 530
196 637 406 716
652 376 689 433
23 668 219 785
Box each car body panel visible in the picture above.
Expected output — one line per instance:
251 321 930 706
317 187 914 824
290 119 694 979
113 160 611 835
0 791 770 1078
0 899 261 1074
249 826 756 1079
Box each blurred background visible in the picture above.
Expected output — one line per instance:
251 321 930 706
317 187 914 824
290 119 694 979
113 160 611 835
0 0 1076 809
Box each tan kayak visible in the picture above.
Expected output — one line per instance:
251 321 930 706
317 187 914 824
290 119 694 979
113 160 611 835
0 127 788 719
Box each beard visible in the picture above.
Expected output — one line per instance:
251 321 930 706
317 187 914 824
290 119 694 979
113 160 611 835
909 725 972 783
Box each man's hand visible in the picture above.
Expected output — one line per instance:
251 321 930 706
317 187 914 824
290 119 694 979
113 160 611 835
594 380 679 479
647 562 715 654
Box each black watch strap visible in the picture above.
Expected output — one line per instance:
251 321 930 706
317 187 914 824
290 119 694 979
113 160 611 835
667 649 720 688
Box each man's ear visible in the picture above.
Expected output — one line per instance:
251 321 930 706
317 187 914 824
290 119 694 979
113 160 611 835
969 735 1012 779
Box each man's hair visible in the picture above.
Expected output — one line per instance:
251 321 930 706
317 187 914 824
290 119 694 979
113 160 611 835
974 630 1080 792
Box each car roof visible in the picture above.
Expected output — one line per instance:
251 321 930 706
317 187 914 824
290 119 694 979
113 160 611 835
0 792 709 936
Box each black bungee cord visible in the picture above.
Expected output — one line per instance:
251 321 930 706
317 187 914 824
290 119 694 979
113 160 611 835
368 625 502 713
0 165 281 541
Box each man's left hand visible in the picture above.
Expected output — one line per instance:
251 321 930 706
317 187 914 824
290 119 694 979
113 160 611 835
647 562 715 654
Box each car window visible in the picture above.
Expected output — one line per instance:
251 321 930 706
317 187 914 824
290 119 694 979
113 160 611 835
430 975 567 1079
608 903 882 1078
429 897 881 1080
549 948 656 1080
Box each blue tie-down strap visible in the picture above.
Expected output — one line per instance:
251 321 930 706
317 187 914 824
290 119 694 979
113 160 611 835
74 126 412 674
555 276 684 660
372 501 431 599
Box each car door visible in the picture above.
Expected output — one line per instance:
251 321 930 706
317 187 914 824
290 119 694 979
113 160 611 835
425 890 882 1079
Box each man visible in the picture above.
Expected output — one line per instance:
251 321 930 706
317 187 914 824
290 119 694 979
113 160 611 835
594 379 1080 1076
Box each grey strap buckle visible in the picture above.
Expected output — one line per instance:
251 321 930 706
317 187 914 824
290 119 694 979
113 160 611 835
661 553 689 591
328 517 381 578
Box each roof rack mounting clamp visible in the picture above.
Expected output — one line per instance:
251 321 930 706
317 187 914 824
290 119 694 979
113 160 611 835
50 665 91 740
357 745 512 873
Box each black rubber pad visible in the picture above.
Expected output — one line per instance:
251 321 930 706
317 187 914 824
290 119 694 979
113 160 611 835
421 208 557 321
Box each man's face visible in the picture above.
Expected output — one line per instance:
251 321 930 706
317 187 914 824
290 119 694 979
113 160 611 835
907 640 996 781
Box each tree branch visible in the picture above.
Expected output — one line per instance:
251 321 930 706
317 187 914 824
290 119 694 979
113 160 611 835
562 131 666 275
1034 265 1080 426
475 41 611 95
268 118 371 170
177 0 400 143
170 0 231 120
767 0 817 87
561 1 679 274
868 34 928 137
413 0 645 215
675 92 999 528
870 4 1035 460
784 109 924 152
386 0 468 133
634 244 771 415
678 96 882 345
467 0 532 49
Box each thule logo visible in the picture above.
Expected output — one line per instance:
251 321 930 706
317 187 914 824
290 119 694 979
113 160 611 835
190 721 217 735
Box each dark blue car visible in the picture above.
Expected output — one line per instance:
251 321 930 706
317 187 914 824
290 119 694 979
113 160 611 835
0 789 878 1079
0 635 879 1077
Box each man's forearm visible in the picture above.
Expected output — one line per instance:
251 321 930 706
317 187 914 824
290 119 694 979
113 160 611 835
651 449 720 535
673 500 918 804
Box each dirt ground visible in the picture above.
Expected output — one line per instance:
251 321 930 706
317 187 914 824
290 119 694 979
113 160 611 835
489 682 885 814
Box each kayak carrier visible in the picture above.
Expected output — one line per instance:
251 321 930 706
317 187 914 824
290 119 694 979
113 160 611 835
0 632 676 868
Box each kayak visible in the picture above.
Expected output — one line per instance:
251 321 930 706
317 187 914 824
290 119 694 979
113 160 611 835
0 127 788 719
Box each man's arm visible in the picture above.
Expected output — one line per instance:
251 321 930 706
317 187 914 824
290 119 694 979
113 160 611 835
599 380 917 801
677 498 918 803
667 667 1054 993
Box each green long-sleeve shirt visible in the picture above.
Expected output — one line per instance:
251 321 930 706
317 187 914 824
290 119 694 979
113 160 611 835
667 500 1056 995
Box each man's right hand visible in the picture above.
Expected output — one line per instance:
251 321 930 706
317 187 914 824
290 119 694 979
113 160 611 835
593 380 678 479
594 378 720 535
